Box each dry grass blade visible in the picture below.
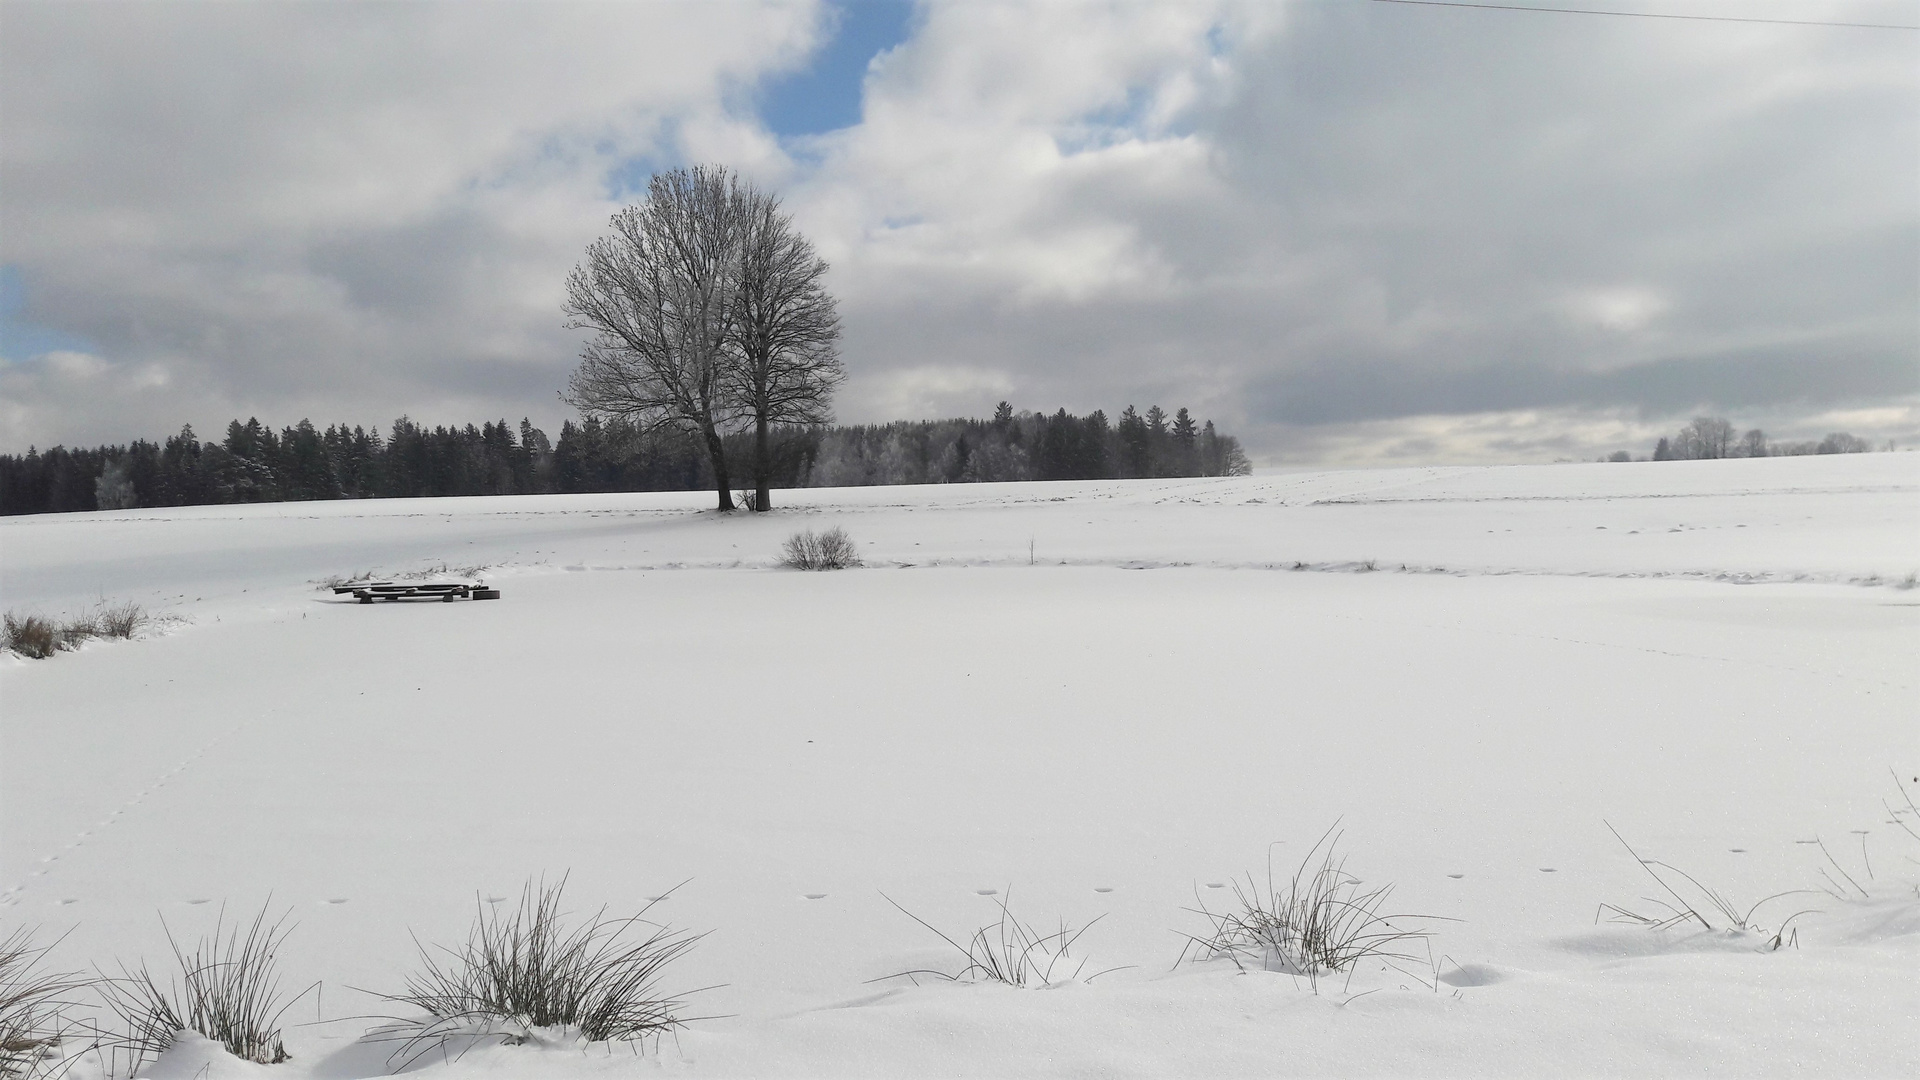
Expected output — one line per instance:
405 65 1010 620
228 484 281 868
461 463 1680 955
878 891 1116 988
1 929 92 1080
1182 824 1438 992
1601 822 1819 949
1887 770 1920 849
96 902 309 1073
369 876 708 1069
1813 836 1870 900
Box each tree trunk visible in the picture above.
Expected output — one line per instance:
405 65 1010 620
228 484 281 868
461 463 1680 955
753 414 771 511
703 425 735 511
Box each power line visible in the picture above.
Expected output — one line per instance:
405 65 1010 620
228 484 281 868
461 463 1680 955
1368 0 1920 31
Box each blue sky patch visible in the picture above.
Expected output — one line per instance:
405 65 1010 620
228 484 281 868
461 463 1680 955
0 265 95 361
759 0 916 138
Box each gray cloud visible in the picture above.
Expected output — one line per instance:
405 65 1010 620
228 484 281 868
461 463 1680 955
1251 344 1918 426
804 1 1919 459
2 0 1915 464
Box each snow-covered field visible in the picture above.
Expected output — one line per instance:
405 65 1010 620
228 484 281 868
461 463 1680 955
3 454 1917 1077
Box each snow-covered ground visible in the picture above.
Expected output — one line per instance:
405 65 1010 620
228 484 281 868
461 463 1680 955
3 454 1917 1077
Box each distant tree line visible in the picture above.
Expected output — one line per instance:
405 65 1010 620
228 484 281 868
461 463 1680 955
0 402 1249 516
1600 416 1885 463
807 401 1249 486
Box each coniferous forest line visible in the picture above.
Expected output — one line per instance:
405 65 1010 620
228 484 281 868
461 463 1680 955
0 403 1250 516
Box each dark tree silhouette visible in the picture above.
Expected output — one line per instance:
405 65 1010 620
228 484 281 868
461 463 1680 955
730 185 843 511
564 166 748 510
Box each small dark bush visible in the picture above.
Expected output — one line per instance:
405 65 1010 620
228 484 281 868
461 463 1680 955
781 527 861 570
375 877 705 1067
1 929 90 1080
97 904 307 1071
2 615 60 660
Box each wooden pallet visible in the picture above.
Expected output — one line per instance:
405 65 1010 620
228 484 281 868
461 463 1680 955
332 581 501 603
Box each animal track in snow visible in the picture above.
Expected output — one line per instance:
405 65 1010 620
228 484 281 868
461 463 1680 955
4 724 241 907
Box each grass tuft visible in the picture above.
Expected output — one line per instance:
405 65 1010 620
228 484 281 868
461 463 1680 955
1598 823 1818 950
780 527 861 571
93 602 146 640
4 603 149 659
1182 825 1438 991
97 903 308 1072
1 615 61 660
880 891 1118 988
372 877 706 1068
1 929 91 1080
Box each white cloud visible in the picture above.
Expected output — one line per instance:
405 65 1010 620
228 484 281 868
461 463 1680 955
2 0 1913 466
1 0 828 446
853 363 1017 422
1563 287 1671 334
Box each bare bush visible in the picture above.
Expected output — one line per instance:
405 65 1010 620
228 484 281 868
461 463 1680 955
1183 826 1437 990
97 904 307 1071
780 526 860 570
373 877 706 1068
1 929 90 1080
880 891 1116 988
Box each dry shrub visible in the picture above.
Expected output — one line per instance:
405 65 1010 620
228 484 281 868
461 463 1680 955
781 527 860 570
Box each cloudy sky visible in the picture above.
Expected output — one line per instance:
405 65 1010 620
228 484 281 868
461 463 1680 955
2 0 1915 464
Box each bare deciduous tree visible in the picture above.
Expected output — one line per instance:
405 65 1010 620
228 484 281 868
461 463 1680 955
564 166 747 510
563 166 843 512
730 189 843 512
1682 416 1735 459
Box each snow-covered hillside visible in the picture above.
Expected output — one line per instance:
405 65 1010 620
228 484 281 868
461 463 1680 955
3 454 1917 1077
